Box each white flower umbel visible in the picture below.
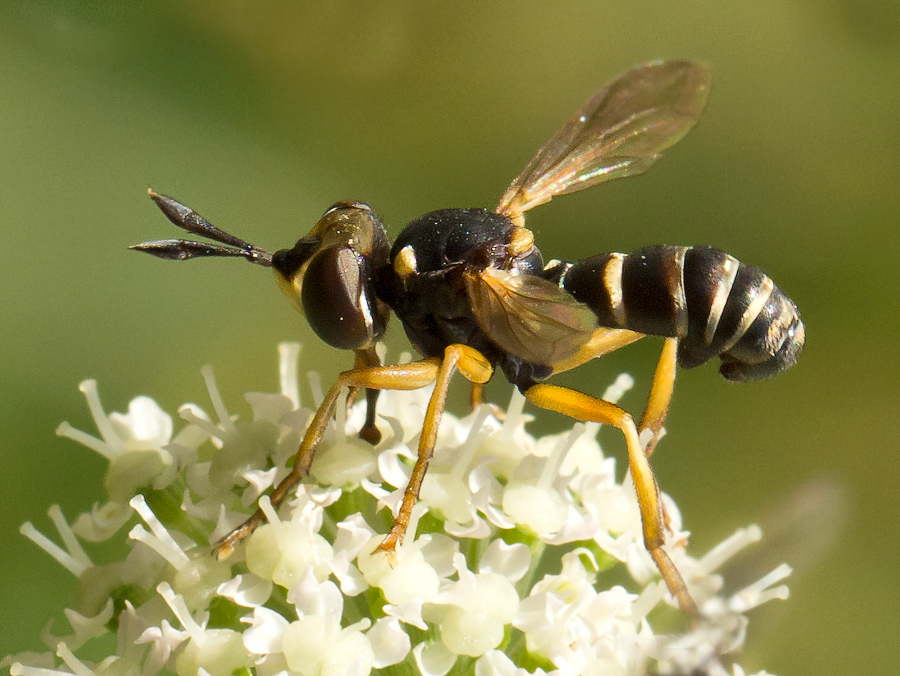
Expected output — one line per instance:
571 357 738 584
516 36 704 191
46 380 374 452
5 343 790 676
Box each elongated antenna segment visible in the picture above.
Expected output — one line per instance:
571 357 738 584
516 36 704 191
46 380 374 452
148 190 254 248
130 238 271 262
131 189 273 267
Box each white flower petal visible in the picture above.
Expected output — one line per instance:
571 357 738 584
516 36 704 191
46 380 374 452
440 606 504 656
476 650 548 676
330 521 371 598
244 391 295 425
420 533 459 579
478 540 530 582
444 515 491 539
175 628 254 676
383 598 427 630
311 438 378 487
377 445 414 489
282 616 337 675
108 396 173 447
71 501 132 542
242 607 290 655
323 629 374 676
52 599 114 652
287 569 344 619
413 641 457 676
502 483 568 535
217 574 273 608
242 468 279 501
367 617 410 668
357 536 441 606
333 514 376 558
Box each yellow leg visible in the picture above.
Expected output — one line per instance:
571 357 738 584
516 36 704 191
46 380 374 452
215 345 493 560
377 344 493 556
469 382 485 411
214 356 444 559
637 338 681 533
525 382 698 618
468 382 510 422
638 337 678 457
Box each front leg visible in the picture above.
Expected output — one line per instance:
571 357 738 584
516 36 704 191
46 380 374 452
214 357 444 559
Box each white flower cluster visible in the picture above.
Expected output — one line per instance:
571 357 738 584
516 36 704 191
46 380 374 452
4 343 790 676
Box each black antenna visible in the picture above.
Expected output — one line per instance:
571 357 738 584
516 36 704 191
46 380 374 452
131 190 273 267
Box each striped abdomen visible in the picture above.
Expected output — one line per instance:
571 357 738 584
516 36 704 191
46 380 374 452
558 245 805 381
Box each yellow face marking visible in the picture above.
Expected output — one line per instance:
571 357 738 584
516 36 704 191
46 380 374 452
274 267 305 313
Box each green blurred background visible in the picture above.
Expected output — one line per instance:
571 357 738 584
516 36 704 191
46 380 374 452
1 2 897 674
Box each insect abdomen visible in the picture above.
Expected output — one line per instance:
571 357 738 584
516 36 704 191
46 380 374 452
560 245 805 381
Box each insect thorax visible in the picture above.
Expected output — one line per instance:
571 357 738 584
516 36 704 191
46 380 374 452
376 208 552 389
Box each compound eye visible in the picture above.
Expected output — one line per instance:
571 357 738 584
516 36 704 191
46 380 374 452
301 244 381 350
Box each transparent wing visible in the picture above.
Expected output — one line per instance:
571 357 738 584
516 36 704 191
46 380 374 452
497 61 711 218
464 267 599 366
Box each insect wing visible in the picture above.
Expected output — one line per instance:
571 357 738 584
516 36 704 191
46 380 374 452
497 61 711 217
464 267 598 366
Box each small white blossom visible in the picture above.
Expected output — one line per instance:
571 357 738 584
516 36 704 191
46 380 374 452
244 495 334 589
158 581 255 676
431 553 520 657
57 381 177 503
357 532 442 607
217 573 274 608
6 342 791 676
